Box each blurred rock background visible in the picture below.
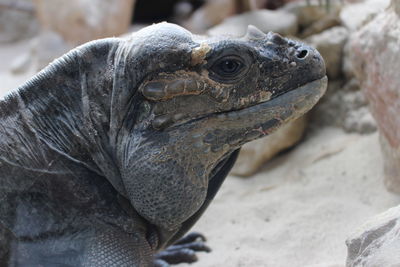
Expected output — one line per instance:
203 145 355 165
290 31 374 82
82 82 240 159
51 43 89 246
1 0 400 266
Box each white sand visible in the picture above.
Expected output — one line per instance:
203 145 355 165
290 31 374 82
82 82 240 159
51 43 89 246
1 40 399 267
180 129 400 267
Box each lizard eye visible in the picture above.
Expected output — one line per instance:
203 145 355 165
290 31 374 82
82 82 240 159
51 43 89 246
215 59 242 74
210 56 246 81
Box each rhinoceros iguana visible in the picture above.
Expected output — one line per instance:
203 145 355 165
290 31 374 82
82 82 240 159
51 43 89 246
0 23 326 266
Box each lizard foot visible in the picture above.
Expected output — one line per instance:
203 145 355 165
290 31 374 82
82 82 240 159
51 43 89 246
153 232 211 266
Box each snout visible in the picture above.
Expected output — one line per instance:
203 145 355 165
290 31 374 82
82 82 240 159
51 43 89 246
261 32 327 96
290 42 326 82
269 32 326 81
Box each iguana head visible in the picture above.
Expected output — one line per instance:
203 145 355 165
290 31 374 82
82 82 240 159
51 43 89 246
111 23 327 234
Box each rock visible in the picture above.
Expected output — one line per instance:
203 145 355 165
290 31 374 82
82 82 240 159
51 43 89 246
183 0 236 34
35 0 135 45
310 80 343 127
340 0 391 79
231 116 306 177
300 15 341 38
10 52 32 74
32 31 72 71
208 9 298 37
350 0 400 193
310 78 376 134
173 1 194 23
284 0 342 30
30 0 135 71
380 135 400 193
346 205 400 266
0 0 38 43
306 26 348 79
342 40 355 79
343 106 377 134
340 0 390 32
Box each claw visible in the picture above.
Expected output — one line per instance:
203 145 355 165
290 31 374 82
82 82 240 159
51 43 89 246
155 248 197 265
153 232 210 266
174 232 206 245
153 259 170 267
166 242 211 253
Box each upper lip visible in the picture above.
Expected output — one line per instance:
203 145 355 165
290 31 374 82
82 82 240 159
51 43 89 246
156 76 326 130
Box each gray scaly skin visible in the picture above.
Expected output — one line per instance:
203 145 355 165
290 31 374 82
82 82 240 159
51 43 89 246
0 23 326 266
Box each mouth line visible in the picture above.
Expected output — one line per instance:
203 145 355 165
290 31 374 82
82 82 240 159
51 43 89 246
162 76 327 130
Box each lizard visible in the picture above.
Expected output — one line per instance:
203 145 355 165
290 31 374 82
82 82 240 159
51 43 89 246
0 22 327 266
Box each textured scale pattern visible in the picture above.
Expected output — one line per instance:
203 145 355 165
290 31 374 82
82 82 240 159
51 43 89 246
83 230 152 267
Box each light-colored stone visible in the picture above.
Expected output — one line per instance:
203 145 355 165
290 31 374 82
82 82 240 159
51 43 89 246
310 80 343 129
173 1 194 23
32 31 72 71
342 40 355 79
310 78 376 134
10 52 32 74
343 106 377 134
29 0 135 71
340 0 390 32
284 0 342 30
350 0 400 193
183 0 236 34
346 205 400 266
231 116 306 177
34 0 135 45
380 135 400 194
0 0 38 43
300 15 341 38
208 9 298 37
306 26 348 79
340 0 391 79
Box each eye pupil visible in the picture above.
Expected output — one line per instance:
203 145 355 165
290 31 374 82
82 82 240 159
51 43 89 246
209 56 246 82
220 60 238 73
221 60 238 73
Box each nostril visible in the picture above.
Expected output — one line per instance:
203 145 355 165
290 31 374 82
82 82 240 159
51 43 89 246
296 49 308 59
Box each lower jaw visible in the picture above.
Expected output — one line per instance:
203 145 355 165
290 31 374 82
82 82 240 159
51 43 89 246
242 76 328 141
201 76 328 144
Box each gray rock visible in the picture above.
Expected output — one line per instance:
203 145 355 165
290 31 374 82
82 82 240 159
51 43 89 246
342 40 356 79
0 0 38 43
311 78 376 134
35 0 135 45
340 0 390 31
306 26 348 79
346 205 400 266
284 0 342 30
208 9 297 37
300 15 341 38
10 52 32 74
310 80 343 128
183 0 236 34
343 106 377 134
32 31 71 71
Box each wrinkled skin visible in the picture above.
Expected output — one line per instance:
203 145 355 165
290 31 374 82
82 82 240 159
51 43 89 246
0 23 326 266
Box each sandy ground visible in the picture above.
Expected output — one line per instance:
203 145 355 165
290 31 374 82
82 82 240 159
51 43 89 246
1 40 399 267
179 128 400 267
